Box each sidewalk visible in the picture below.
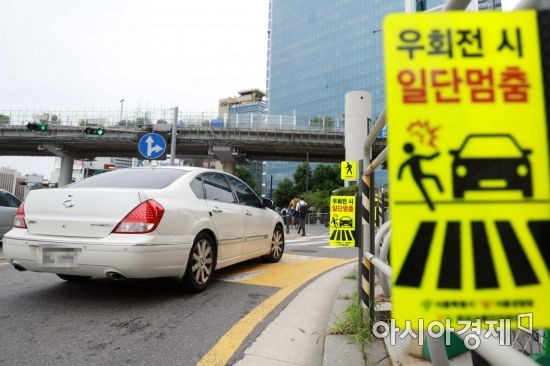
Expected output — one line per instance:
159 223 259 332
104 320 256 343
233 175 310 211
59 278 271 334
234 262 355 365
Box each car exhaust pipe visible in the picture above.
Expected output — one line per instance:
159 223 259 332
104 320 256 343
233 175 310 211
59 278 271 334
13 263 26 271
106 272 125 281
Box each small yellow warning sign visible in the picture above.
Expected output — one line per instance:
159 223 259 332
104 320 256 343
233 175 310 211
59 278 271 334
385 11 550 328
329 196 356 247
340 161 357 180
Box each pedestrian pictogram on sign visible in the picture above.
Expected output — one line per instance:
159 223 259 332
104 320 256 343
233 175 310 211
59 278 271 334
385 11 550 328
329 196 356 247
341 161 357 180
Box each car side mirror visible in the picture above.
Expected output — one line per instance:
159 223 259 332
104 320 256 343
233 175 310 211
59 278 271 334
262 198 274 209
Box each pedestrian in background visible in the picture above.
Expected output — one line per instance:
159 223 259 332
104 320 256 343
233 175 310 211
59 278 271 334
296 195 308 236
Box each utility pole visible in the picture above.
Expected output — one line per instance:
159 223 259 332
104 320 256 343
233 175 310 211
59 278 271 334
305 152 309 192
170 107 178 165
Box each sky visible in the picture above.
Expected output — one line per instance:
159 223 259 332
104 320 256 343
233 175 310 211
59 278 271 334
0 0 269 177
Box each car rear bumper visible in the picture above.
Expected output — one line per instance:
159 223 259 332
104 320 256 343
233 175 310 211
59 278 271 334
2 235 194 279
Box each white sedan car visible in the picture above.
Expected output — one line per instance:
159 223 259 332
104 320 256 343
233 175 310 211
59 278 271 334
2 167 285 292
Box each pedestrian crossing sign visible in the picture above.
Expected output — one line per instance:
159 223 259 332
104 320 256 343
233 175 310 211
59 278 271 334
341 161 357 180
385 11 550 328
329 195 356 247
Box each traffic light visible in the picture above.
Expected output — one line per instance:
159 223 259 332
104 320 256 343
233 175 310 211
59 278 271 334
84 127 105 136
26 122 47 132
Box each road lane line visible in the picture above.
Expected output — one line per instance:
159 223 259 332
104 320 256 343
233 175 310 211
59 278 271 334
0 263 10 266
197 256 354 366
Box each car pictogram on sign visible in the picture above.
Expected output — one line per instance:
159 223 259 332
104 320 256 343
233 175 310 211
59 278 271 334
450 134 533 198
339 216 353 228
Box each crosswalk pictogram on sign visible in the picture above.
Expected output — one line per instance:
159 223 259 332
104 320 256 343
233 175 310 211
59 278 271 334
395 220 549 290
329 229 354 242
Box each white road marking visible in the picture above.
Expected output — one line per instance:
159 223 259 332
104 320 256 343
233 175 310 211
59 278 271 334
286 240 329 247
285 235 328 243
0 263 10 266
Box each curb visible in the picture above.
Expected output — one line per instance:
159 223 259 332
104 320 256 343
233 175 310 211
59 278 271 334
322 275 365 366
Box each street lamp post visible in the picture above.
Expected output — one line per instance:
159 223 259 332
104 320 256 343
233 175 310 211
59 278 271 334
120 99 125 126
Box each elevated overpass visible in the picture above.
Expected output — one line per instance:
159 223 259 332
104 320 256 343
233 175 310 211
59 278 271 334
0 109 386 184
0 125 357 162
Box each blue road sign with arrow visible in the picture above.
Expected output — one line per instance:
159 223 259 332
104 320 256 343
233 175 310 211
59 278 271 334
138 133 167 160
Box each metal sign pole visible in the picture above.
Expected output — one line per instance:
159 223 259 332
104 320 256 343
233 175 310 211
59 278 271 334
170 106 178 165
356 159 364 302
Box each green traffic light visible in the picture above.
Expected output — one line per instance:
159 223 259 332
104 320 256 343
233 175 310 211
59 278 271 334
38 123 47 132
96 128 104 136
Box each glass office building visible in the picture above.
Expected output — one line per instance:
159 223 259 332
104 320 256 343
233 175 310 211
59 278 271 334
263 0 500 194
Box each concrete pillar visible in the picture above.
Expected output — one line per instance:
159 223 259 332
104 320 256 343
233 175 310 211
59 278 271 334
344 91 372 163
58 153 74 187
223 162 235 175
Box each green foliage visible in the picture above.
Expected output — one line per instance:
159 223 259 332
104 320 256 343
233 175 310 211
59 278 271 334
235 165 260 194
50 115 60 124
305 189 330 212
311 164 342 191
0 114 9 124
310 116 335 128
293 162 312 194
333 185 359 196
273 178 297 208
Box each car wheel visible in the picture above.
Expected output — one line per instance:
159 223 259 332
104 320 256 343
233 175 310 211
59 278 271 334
262 226 284 263
183 232 216 292
56 274 92 282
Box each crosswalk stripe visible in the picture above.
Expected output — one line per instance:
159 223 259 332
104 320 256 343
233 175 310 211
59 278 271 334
395 222 436 287
472 221 499 289
528 220 550 271
285 235 328 243
286 241 329 247
496 221 539 286
438 222 461 289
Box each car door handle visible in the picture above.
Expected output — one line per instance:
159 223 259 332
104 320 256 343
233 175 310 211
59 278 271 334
245 211 252 216
212 207 223 213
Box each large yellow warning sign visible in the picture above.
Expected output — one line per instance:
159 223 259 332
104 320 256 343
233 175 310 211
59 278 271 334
385 11 550 328
329 196 356 247
341 161 357 180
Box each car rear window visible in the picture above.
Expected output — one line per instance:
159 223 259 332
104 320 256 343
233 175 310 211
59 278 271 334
69 169 188 189
0 191 21 208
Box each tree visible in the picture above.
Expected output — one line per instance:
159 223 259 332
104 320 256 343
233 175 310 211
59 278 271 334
311 164 341 191
50 115 60 124
273 178 296 208
293 162 312 194
305 189 331 212
0 114 9 124
235 165 260 195
309 116 335 129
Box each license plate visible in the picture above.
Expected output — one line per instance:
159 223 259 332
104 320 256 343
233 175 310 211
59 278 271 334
42 249 76 267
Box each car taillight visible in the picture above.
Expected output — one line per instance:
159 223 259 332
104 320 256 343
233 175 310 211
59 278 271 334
13 202 27 229
112 199 164 234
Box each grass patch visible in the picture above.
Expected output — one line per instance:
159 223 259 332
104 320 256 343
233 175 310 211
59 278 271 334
344 270 358 280
329 292 373 345
337 293 353 300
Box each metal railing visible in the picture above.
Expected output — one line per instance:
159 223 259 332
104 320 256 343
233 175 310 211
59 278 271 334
358 0 544 365
0 108 345 132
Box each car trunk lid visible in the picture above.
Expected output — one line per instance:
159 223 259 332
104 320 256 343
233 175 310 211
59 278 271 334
24 188 142 238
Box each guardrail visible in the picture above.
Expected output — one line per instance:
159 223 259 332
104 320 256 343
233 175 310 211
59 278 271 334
0 109 345 133
358 0 543 365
